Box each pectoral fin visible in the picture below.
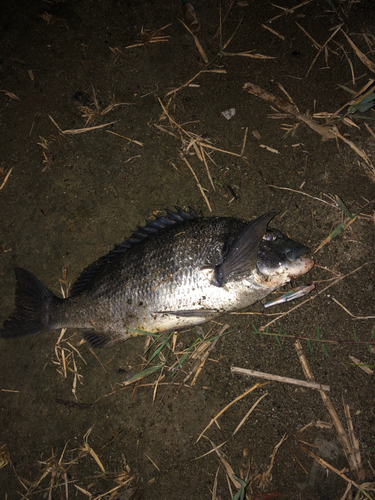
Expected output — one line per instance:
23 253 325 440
213 212 276 286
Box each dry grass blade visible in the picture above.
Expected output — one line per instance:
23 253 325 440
251 435 287 490
201 146 215 191
232 392 268 436
301 447 374 498
182 157 212 212
330 126 375 182
332 297 375 320
196 382 269 442
344 395 364 475
165 69 227 96
262 23 285 40
189 337 220 386
179 19 208 63
295 21 320 50
243 82 335 139
267 185 337 207
63 121 118 134
196 140 244 158
79 425 106 473
223 51 276 59
125 23 171 49
105 129 144 146
194 440 228 461
267 0 314 23
144 452 160 471
231 367 330 392
349 356 374 375
204 437 243 490
89 348 113 391
341 30 375 73
240 127 248 157
305 24 342 76
0 89 20 100
0 167 13 191
295 340 366 481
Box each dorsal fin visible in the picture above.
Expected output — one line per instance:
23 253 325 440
69 207 200 296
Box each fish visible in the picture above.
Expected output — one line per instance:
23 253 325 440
0 208 314 348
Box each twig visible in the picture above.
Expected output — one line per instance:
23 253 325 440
295 340 365 481
105 130 144 146
240 127 248 157
231 367 330 391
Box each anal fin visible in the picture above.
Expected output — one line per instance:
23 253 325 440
82 330 121 349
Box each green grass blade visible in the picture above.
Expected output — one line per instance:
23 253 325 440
353 326 358 342
307 339 312 353
322 344 330 357
124 363 165 384
275 325 283 348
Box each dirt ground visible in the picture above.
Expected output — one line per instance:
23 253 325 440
1 0 375 498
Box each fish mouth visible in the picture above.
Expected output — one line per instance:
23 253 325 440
257 243 314 281
284 245 314 278
284 244 310 261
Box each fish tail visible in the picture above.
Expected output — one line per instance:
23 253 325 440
0 268 57 339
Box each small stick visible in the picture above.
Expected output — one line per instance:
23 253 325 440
105 129 144 146
262 24 285 40
63 121 117 134
231 367 330 392
240 127 248 157
144 453 160 471
295 21 320 50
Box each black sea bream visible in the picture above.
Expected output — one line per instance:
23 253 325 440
0 209 314 348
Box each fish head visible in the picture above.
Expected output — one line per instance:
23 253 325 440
255 229 314 288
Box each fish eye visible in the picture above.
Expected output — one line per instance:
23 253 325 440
263 232 276 241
